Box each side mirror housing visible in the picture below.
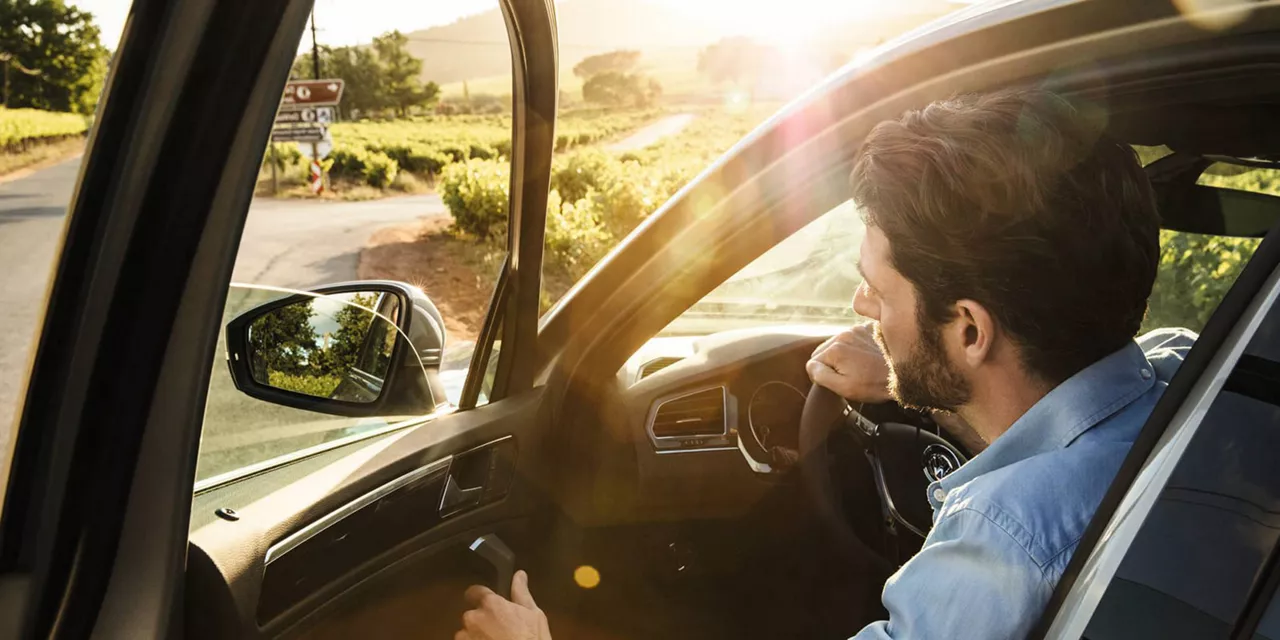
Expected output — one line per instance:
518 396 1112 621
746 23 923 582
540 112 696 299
224 281 448 417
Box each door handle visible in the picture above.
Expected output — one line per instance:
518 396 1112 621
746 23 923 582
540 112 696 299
470 534 516 598
439 473 484 515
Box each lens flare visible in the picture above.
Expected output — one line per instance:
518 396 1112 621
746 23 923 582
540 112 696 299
573 565 601 589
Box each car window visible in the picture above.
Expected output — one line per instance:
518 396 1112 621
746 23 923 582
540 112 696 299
194 1 515 485
0 2 111 488
1082 285 1280 639
652 146 1280 337
656 194 1263 338
525 5 963 312
664 199 863 336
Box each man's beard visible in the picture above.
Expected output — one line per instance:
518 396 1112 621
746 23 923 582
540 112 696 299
874 319 971 412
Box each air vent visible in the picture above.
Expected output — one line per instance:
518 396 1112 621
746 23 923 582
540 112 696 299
651 388 726 438
639 357 684 380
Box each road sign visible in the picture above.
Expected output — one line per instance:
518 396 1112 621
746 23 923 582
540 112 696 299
282 79 345 107
297 130 333 160
270 125 327 143
274 106 335 126
308 160 324 195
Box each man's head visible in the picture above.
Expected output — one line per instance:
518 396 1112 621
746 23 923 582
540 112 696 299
850 88 1160 416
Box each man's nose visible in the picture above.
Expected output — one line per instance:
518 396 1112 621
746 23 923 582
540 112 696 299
852 282 878 319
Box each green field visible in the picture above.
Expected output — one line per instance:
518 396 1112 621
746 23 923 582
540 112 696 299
0 107 88 149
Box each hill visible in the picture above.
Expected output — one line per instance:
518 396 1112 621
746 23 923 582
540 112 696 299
405 0 961 101
404 0 716 90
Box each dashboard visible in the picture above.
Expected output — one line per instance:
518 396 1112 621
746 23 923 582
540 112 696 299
620 326 837 476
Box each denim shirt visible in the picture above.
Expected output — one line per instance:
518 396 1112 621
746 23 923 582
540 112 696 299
853 328 1196 640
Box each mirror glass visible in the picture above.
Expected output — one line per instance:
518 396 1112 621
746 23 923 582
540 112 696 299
246 292 400 402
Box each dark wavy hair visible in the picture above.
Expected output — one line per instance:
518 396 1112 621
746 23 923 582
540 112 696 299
851 88 1160 384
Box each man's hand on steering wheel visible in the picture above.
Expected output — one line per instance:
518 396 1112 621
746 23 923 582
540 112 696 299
806 323 891 403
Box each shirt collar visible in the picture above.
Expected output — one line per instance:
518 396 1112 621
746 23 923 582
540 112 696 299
932 340 1156 501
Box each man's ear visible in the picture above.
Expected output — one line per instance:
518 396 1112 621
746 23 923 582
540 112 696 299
951 299 996 367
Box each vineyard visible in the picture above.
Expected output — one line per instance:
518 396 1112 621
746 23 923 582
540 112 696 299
0 107 90 175
0 107 88 151
262 108 668 192
439 106 775 296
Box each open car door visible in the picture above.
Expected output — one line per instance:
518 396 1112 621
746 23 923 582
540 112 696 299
0 0 559 637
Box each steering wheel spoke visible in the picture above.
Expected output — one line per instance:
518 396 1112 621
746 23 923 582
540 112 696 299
798 385 967 566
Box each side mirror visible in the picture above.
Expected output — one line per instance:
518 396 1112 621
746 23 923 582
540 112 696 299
224 281 448 417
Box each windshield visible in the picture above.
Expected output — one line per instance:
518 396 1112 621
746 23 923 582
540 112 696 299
662 199 864 336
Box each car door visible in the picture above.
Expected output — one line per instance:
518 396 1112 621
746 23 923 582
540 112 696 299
0 0 559 637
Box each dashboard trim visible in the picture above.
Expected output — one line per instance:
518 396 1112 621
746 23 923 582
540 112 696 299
263 455 453 566
655 446 739 455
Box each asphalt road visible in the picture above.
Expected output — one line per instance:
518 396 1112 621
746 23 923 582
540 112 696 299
0 157 445 466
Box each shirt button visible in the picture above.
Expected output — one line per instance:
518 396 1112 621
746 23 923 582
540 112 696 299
1140 368 1152 380
933 488 947 502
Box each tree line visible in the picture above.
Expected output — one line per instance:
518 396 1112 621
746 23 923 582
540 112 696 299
0 0 108 114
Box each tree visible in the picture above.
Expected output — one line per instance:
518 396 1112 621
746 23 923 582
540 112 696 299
291 32 440 118
372 30 439 116
247 299 319 380
572 49 641 79
0 0 108 113
295 45 383 116
323 294 377 375
697 36 774 96
1143 230 1259 334
581 71 660 108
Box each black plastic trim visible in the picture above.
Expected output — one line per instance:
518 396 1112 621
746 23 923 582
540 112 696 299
0 0 308 635
490 0 556 402
462 255 509 410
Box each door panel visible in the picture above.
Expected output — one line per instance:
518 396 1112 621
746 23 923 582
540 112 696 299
187 387 551 638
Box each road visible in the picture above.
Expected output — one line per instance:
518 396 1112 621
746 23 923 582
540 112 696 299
0 157 446 466
607 113 696 152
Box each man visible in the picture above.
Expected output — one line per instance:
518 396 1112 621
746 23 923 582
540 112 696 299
454 88 1194 639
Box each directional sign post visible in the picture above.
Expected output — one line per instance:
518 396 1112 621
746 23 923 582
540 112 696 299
282 79 345 107
273 106 335 126
270 79 344 195
270 125 327 143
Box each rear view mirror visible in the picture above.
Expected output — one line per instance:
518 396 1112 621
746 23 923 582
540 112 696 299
225 281 448 417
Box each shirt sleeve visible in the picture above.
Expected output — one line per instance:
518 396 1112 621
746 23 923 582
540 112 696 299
852 507 1053 640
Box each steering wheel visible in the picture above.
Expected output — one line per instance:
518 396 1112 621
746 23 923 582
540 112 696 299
798 385 967 566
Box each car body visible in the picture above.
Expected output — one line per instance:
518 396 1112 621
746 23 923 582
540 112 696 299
3 0 1280 638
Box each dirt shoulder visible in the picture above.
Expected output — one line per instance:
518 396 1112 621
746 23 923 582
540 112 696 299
0 137 84 184
358 216 497 343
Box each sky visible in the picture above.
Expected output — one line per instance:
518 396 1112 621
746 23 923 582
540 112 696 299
76 0 905 52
